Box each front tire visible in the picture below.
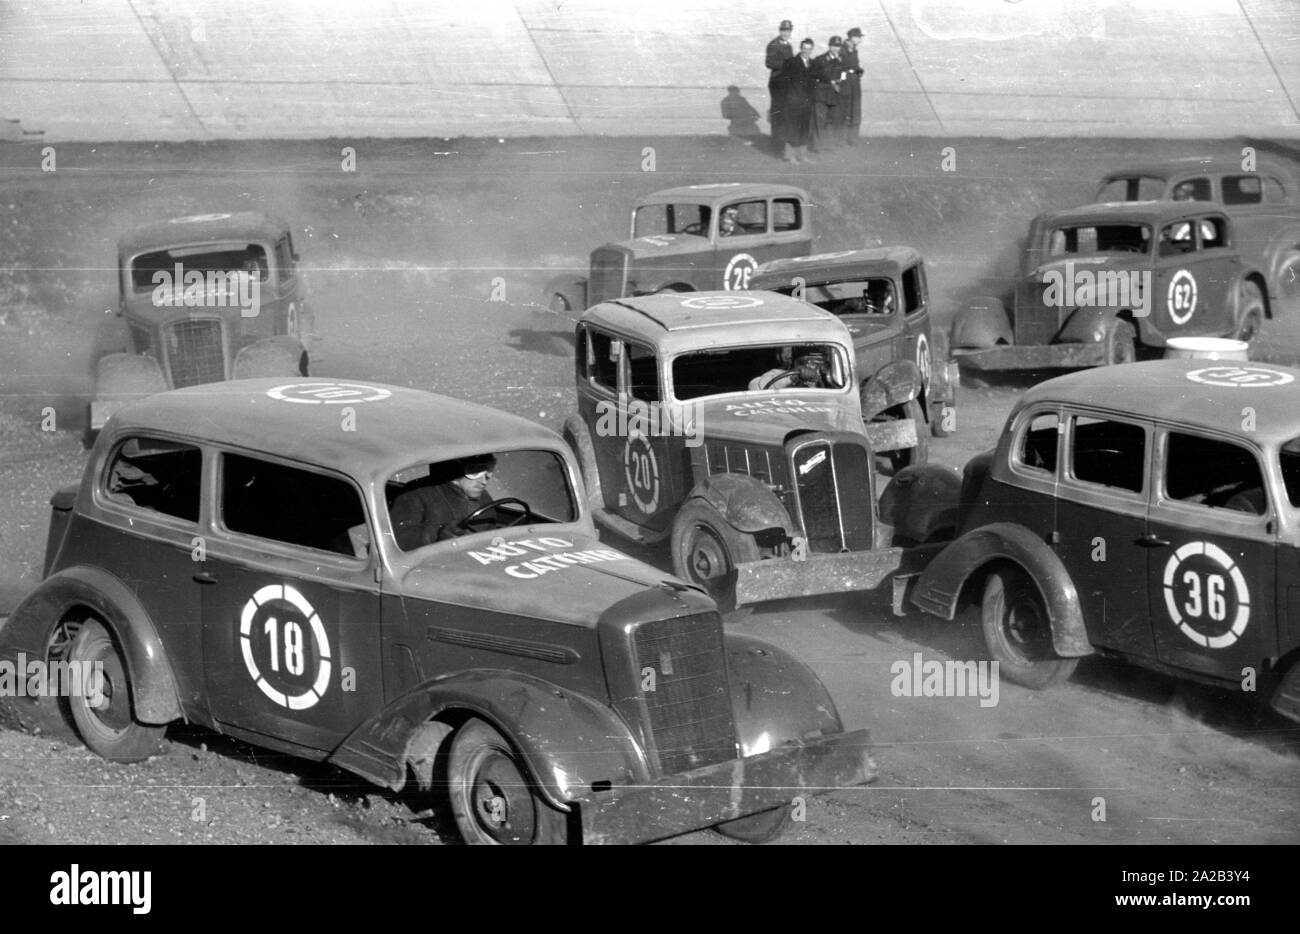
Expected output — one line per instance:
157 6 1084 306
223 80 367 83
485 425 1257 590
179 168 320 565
65 620 166 763
713 805 794 844
670 500 760 614
447 718 568 845
1234 282 1265 347
980 567 1078 689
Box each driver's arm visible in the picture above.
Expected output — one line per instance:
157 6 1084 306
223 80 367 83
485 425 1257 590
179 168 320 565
389 487 434 550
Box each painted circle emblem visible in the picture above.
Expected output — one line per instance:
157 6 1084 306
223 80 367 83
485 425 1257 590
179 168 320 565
267 382 392 404
168 213 233 223
622 431 660 514
239 584 333 709
1166 269 1198 325
1186 366 1294 388
723 253 758 291
681 294 763 311
1161 541 1250 649
916 333 932 393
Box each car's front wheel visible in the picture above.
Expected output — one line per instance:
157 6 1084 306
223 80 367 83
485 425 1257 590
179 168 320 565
447 717 568 845
65 620 166 762
1234 281 1265 346
980 566 1078 689
670 500 760 614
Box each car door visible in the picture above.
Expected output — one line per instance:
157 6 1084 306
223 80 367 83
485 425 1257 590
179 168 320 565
1146 428 1276 680
1153 216 1234 339
614 341 680 534
1054 411 1155 657
576 325 626 514
199 450 384 752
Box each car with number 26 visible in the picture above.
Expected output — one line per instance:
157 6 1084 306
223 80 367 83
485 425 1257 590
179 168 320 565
908 360 1300 725
0 379 877 845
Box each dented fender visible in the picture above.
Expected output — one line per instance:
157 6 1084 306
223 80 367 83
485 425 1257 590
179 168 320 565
861 360 924 419
685 474 795 537
725 634 844 753
951 296 1013 349
1057 306 1116 345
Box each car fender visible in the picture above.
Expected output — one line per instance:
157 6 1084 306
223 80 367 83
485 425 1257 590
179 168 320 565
951 296 1012 349
879 463 963 544
562 413 603 512
910 522 1092 657
1058 306 1115 344
1234 266 1272 318
685 474 795 537
543 274 588 312
725 633 844 753
232 335 308 379
1264 228 1300 301
861 360 924 419
329 670 649 809
0 566 183 724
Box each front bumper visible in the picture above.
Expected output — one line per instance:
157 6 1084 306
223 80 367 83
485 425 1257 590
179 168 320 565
953 343 1104 372
734 547 906 606
575 729 876 845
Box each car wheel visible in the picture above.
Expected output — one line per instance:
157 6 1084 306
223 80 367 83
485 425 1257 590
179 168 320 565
980 566 1078 690
447 717 568 845
670 500 760 615
65 620 166 763
713 805 794 844
885 399 930 472
1103 319 1136 366
1234 282 1265 346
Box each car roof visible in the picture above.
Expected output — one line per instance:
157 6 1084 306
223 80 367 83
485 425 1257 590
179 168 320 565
580 291 851 353
636 183 808 206
752 246 921 285
1099 157 1298 184
1017 360 1300 447
1036 200 1227 226
118 212 291 256
105 378 564 484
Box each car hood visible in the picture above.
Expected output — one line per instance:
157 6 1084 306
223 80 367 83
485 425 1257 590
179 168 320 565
396 527 688 626
1030 253 1150 280
693 391 861 446
839 315 895 345
609 233 714 259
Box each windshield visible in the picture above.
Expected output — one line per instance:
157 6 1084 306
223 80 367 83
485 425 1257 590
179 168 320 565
1282 438 1300 508
1048 223 1151 256
633 203 711 239
385 449 577 551
671 342 849 400
131 244 269 292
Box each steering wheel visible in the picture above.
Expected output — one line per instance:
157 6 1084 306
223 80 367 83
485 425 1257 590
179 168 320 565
446 497 532 537
759 369 801 390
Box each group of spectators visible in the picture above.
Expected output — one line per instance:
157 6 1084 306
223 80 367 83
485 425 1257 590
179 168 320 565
765 20 863 163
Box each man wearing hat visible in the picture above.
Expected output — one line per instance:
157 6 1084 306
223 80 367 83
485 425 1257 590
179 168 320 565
389 453 501 549
777 37 818 163
842 28 865 146
765 20 795 153
813 35 852 150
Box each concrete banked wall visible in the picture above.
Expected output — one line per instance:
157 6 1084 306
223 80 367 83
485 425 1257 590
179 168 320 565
2 0 1297 141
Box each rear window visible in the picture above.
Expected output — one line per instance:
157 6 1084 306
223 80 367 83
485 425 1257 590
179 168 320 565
1016 412 1059 475
104 437 202 522
773 198 802 232
1096 176 1165 202
1222 175 1263 205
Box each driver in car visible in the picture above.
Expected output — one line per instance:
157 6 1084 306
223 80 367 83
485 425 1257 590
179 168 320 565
749 348 830 390
390 454 497 550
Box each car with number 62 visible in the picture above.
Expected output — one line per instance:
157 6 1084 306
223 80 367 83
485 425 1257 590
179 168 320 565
907 360 1300 724
0 379 877 845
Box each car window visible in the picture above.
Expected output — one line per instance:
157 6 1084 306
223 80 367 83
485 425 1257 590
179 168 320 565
275 237 295 284
582 328 619 393
221 453 365 558
1070 415 1145 494
104 437 202 522
1164 432 1266 516
1049 224 1150 256
131 244 268 292
1281 438 1300 508
902 266 925 315
1016 412 1060 475
634 203 710 238
1170 177 1211 201
1262 176 1287 204
1097 176 1165 202
1222 175 1262 205
773 198 802 232
1158 220 1198 257
721 200 767 236
626 342 661 402
810 279 896 316
672 342 848 400
1198 216 1226 249
386 449 577 552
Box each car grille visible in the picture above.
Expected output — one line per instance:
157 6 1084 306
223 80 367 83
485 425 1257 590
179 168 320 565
588 248 628 305
791 439 874 553
631 615 736 775
700 442 783 487
167 319 226 388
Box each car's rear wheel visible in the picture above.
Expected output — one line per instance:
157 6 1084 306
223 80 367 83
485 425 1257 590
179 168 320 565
670 500 760 615
884 399 930 473
447 717 568 845
1234 282 1265 347
1103 319 1136 366
66 620 166 763
980 566 1078 689
713 805 794 844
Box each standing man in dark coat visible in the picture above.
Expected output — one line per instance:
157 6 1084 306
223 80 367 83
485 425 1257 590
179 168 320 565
778 38 817 163
842 27 864 146
813 36 851 150
765 19 794 153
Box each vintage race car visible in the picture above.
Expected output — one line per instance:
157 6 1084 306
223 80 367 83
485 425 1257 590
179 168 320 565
909 360 1300 724
751 247 960 468
543 183 811 312
89 212 318 440
1095 157 1300 316
564 291 960 612
0 379 876 845
952 201 1270 375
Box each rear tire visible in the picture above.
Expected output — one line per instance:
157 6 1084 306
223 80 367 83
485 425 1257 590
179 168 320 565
670 500 760 614
980 567 1078 690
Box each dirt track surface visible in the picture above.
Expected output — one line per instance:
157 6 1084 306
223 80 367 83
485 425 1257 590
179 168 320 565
0 135 1298 845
